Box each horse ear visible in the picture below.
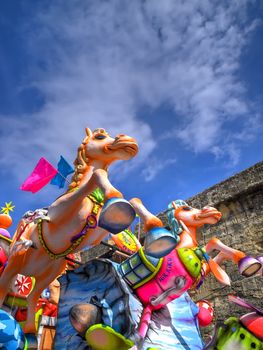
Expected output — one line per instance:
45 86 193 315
85 128 92 138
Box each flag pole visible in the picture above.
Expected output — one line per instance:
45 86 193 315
57 171 71 185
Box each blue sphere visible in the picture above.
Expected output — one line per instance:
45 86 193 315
0 309 26 349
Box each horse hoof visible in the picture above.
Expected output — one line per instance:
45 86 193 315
25 333 38 349
85 324 134 350
238 256 262 277
256 257 263 276
144 227 179 258
98 198 136 234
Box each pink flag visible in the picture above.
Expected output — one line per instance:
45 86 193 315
20 157 58 193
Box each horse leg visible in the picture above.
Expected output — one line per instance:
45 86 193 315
129 198 163 231
206 237 261 277
137 304 153 339
23 261 66 335
130 198 177 258
92 169 123 199
0 256 22 306
206 238 246 263
212 251 229 264
72 168 122 200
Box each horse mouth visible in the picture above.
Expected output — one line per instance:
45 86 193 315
123 144 139 156
104 141 138 157
195 211 222 221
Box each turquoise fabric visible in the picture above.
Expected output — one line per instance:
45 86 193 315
140 293 204 350
0 309 26 349
54 260 204 350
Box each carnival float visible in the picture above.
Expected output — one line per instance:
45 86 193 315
0 127 262 350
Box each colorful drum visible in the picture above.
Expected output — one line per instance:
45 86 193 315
136 249 194 309
119 249 163 290
144 227 179 258
119 247 204 310
98 198 136 234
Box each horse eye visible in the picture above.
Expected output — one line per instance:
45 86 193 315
94 134 106 140
182 206 191 211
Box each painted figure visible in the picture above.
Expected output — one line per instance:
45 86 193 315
124 199 262 342
0 128 138 344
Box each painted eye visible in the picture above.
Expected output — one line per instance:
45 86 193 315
94 134 106 140
182 206 191 211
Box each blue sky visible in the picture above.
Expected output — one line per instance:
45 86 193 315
0 0 262 234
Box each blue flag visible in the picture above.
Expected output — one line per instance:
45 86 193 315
50 156 74 188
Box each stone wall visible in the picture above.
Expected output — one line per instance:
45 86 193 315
159 161 263 339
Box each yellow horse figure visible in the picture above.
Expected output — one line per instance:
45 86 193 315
0 128 138 340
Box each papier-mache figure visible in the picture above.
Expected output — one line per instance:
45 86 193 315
0 128 139 347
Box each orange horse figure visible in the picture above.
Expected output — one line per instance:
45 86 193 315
0 128 138 342
130 198 262 285
118 198 262 343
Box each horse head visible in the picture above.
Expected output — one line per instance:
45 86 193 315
83 128 138 162
171 200 222 229
69 128 138 189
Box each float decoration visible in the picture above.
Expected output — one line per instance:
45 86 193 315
0 127 139 346
196 300 214 327
0 309 27 349
139 199 262 282
50 155 74 188
1 201 15 215
0 212 12 275
111 229 142 255
54 259 205 350
11 274 35 298
20 157 58 193
204 295 263 349
20 155 74 192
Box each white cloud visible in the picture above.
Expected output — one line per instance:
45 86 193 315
142 157 177 182
0 0 261 182
211 143 241 168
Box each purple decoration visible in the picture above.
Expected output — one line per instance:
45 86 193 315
238 256 261 277
70 214 97 243
0 228 11 239
229 295 263 315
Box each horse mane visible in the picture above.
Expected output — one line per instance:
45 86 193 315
68 127 109 191
68 130 91 191
166 199 187 236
